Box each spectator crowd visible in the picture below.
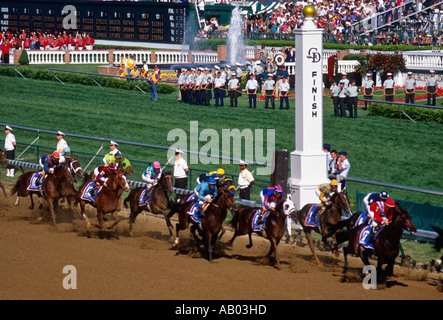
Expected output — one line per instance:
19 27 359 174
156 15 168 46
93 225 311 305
0 30 95 64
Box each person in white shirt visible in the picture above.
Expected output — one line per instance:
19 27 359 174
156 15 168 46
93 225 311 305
213 72 226 107
238 160 255 200
246 74 259 109
4 125 16 177
103 141 122 166
278 76 290 110
56 131 70 163
173 149 188 200
336 151 350 191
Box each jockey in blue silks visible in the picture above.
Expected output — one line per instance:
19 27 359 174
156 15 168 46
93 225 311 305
194 177 218 217
257 184 284 225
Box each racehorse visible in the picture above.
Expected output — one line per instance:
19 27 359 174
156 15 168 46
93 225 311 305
342 202 416 282
124 171 176 237
59 155 83 208
0 149 8 197
175 188 237 261
11 163 75 225
77 165 129 234
228 197 296 270
293 190 352 264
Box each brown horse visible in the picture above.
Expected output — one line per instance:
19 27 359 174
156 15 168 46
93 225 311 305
124 171 176 237
0 149 8 197
343 202 416 282
293 190 352 264
228 197 296 270
77 165 129 234
11 163 75 225
175 188 237 261
59 155 83 208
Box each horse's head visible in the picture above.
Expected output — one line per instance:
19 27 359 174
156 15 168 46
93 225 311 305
66 154 83 178
107 170 128 191
121 158 134 176
0 149 8 167
218 188 237 213
57 162 75 184
160 171 173 195
333 190 352 215
393 204 417 235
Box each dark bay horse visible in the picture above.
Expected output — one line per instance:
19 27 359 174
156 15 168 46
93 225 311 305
293 190 352 264
124 171 176 237
228 197 296 270
11 163 75 225
343 203 417 282
77 166 129 234
175 188 237 261
0 149 8 197
60 155 83 208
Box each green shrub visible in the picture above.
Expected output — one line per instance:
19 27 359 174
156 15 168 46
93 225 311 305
18 50 30 65
369 102 443 124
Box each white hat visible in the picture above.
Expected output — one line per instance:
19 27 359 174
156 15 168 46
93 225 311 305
239 160 248 165
407 72 412 75
57 131 65 136
255 60 261 65
226 65 230 69
246 61 251 65
387 72 392 76
110 140 118 146
342 72 347 75
214 66 220 70
175 149 183 154
430 70 435 73
231 71 236 75
236 62 241 66
5 125 12 131
366 73 371 77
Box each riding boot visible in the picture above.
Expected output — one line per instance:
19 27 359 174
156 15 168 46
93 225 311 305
90 187 98 196
35 175 43 185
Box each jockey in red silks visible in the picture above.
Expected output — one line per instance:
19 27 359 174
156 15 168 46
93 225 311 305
257 185 283 225
91 163 116 195
369 197 396 233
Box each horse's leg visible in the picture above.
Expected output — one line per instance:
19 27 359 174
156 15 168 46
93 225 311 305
246 230 254 249
174 214 188 246
47 198 57 226
128 210 138 235
305 229 321 264
14 194 20 206
267 237 281 270
0 181 6 198
163 210 175 238
343 245 349 273
385 257 395 278
92 210 104 229
28 194 34 209
107 210 120 229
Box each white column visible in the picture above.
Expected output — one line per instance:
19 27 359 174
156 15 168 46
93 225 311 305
290 6 329 210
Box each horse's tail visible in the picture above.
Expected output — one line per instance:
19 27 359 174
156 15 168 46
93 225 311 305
229 209 240 231
10 179 20 197
123 194 130 209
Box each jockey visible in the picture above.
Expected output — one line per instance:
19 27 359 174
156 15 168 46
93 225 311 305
141 161 162 202
91 163 117 196
216 168 226 186
316 179 339 205
103 140 122 166
369 197 396 233
363 190 389 214
37 151 60 184
196 171 219 185
258 185 283 225
194 177 218 217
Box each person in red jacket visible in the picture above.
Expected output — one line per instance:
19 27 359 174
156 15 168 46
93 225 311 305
369 197 395 233
1 40 11 63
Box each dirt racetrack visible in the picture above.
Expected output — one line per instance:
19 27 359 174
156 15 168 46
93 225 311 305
0 182 441 300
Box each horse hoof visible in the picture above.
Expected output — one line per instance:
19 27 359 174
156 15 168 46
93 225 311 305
14 203 19 207
335 251 341 257
246 244 253 249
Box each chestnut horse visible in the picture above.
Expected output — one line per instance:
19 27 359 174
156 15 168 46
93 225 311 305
11 163 75 225
293 190 352 264
175 188 237 261
77 166 129 234
343 203 416 282
0 149 8 197
124 172 176 237
228 197 296 270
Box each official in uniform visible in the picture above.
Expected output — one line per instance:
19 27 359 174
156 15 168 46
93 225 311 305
246 74 259 109
213 72 225 107
426 70 438 106
330 81 340 117
202 68 213 106
4 125 16 177
361 73 374 110
227 72 241 108
383 73 395 102
345 79 360 118
338 81 347 117
404 72 416 104
263 73 276 109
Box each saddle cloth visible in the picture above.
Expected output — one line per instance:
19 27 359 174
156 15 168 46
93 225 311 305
187 202 202 224
355 212 369 228
359 225 384 250
80 182 101 202
27 173 44 192
138 188 152 207
251 209 267 232
305 204 322 229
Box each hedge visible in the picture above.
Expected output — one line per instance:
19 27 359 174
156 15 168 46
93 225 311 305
193 39 433 52
0 66 176 94
368 102 443 124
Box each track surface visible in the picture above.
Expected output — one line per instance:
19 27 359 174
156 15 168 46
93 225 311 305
0 183 441 300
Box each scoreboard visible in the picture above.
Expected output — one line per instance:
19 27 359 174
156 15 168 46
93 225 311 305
0 0 188 44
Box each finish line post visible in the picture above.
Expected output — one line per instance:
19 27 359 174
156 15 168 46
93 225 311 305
290 5 329 210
